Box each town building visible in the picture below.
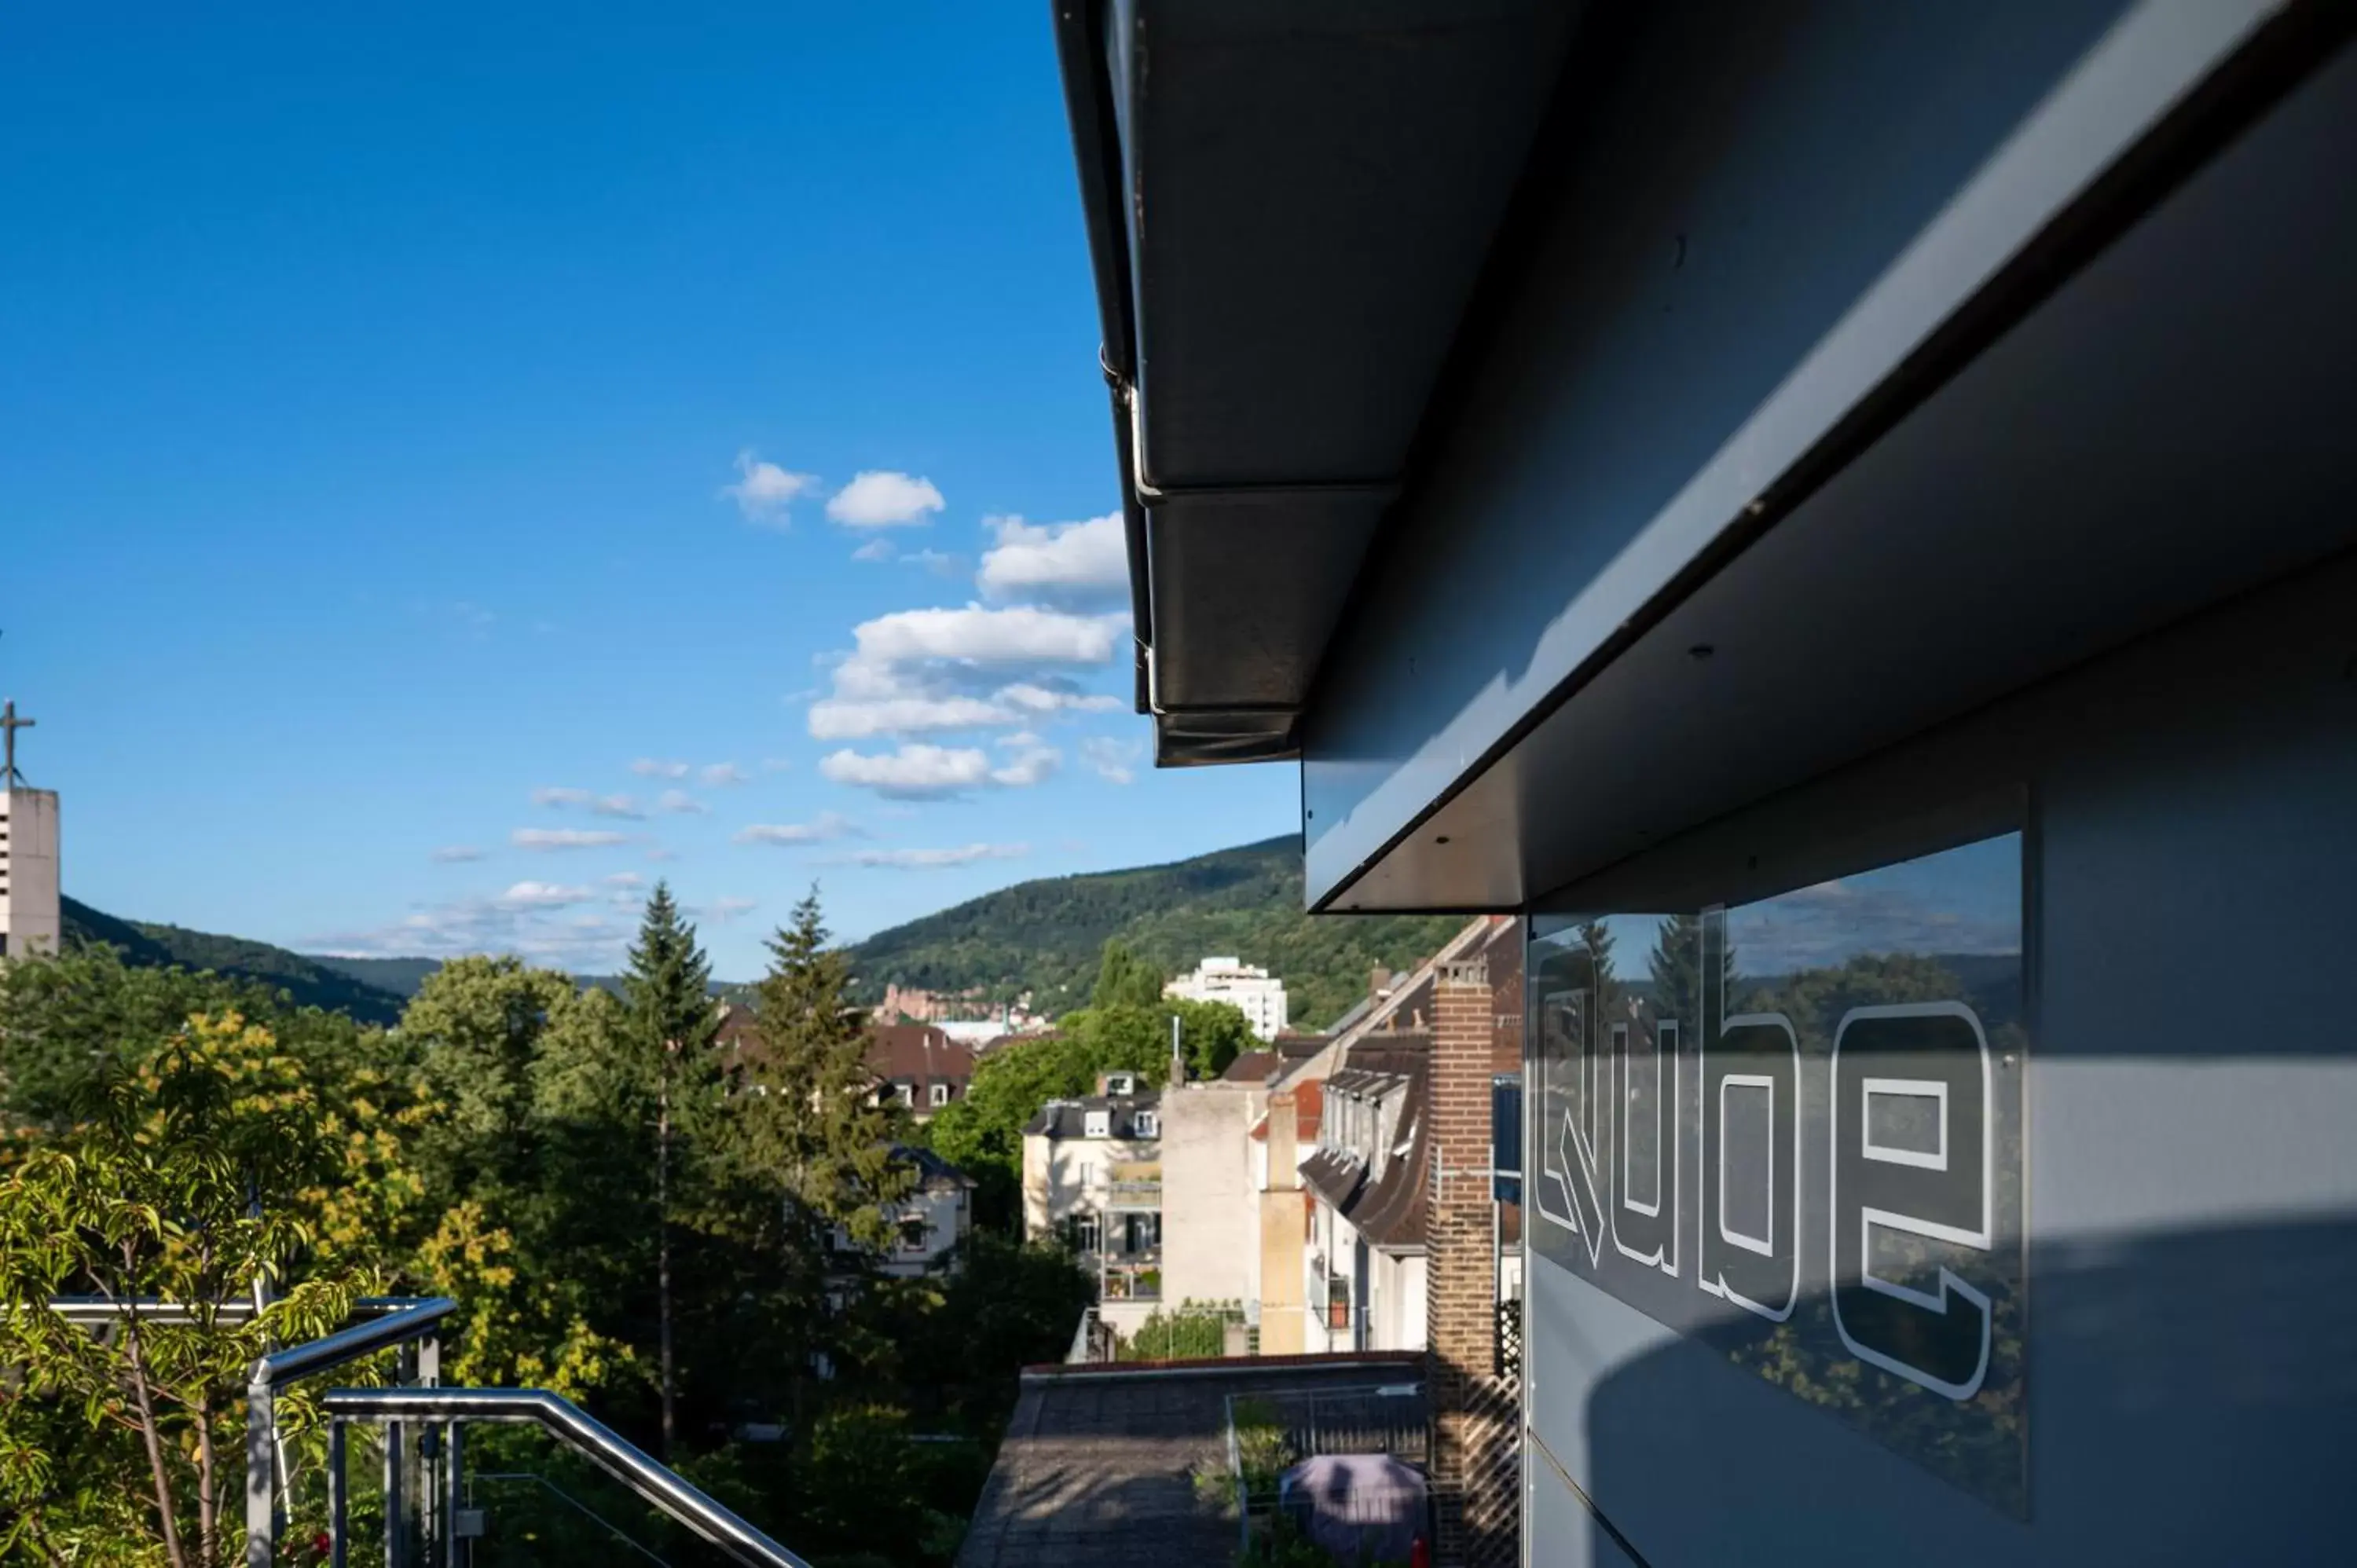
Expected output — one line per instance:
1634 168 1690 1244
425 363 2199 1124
863 1022 977 1119
840 1144 975 1280
714 1009 977 1123
1303 1037 1430 1354
1020 1074 1163 1334
1164 955 1288 1040
1053 6 2357 1564
1153 1072 1261 1328
0 702 60 962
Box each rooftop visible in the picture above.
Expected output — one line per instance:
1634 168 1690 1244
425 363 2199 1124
955 1354 1422 1568
1022 1094 1161 1140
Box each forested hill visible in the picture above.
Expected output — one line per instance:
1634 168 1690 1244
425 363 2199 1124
843 835 1464 1030
59 897 410 1026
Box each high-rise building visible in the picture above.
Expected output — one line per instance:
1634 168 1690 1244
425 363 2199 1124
0 699 58 960
1165 955 1288 1042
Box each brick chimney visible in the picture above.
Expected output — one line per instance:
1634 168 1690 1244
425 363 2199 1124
1370 964 1393 998
1426 937 1521 1568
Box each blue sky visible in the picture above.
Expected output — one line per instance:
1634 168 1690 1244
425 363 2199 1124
0 3 1296 978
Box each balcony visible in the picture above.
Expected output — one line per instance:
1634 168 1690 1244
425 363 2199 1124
1083 1244 1163 1302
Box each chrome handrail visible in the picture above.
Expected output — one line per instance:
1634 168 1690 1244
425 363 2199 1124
39 1295 427 1328
325 1386 813 1568
253 1295 455 1387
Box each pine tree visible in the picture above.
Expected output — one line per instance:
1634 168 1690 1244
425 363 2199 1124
741 888 914 1249
621 881 719 1460
1647 910 1736 1035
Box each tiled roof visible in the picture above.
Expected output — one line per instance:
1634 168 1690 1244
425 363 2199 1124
1220 1050 1278 1083
1304 1038 1431 1252
1021 1094 1161 1140
868 1022 978 1086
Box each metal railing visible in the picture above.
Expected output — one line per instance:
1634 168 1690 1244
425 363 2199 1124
1065 1305 1117 1364
45 1292 812 1568
244 1295 457 1568
468 1472 673 1566
325 1387 812 1568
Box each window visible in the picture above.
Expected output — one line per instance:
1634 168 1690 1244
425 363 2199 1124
1084 1109 1111 1138
1106 1072 1136 1095
1132 1111 1159 1138
898 1217 930 1253
1327 1274 1351 1330
894 1082 915 1106
929 1082 951 1108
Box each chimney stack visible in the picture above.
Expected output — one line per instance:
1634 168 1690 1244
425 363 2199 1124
1370 965 1393 998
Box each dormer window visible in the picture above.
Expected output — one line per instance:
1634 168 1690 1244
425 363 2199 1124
1084 1109 1112 1138
929 1083 951 1108
1106 1072 1137 1095
1133 1111 1159 1138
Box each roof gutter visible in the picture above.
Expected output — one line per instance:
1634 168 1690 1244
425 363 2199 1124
1052 1 1155 708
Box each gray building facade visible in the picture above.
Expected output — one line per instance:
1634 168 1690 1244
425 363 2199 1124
1053 2 2357 1562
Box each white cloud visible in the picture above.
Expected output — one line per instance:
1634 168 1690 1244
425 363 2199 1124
701 763 749 786
851 538 897 563
826 471 944 529
817 741 1058 798
999 683 1124 717
631 758 691 779
512 828 631 851
497 881 596 908
808 693 1018 741
703 896 759 921
533 786 593 808
977 511 1129 606
658 789 706 815
805 603 1128 745
734 811 860 846
603 872 646 888
819 744 994 799
431 845 486 864
840 843 1031 870
760 758 794 773
647 848 680 863
309 889 632 971
592 793 645 819
1080 735 1143 785
850 603 1123 667
723 449 819 526
990 740 1060 788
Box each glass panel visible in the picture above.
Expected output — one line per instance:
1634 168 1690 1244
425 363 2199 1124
1528 831 2027 1516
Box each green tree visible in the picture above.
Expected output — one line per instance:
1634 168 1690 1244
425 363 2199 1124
738 890 912 1246
1648 911 1733 1034
0 1013 364 1568
403 955 580 1209
1088 940 1166 1011
621 883 720 1459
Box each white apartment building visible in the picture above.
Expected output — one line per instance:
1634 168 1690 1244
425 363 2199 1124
1020 1074 1164 1335
1164 955 1288 1042
0 789 61 961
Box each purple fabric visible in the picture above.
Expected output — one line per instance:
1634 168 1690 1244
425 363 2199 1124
1278 1453 1428 1565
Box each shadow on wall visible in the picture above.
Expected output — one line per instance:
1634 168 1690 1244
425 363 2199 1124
1555 1211 2357 1566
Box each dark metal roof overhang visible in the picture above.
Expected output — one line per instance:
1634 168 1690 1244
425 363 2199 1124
1058 0 2357 910
1053 0 1582 764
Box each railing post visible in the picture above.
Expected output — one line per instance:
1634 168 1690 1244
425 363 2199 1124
444 1422 465 1568
418 1337 441 1563
245 1379 276 1568
329 1420 348 1568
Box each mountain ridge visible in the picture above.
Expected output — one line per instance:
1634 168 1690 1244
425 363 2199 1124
59 897 411 1024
